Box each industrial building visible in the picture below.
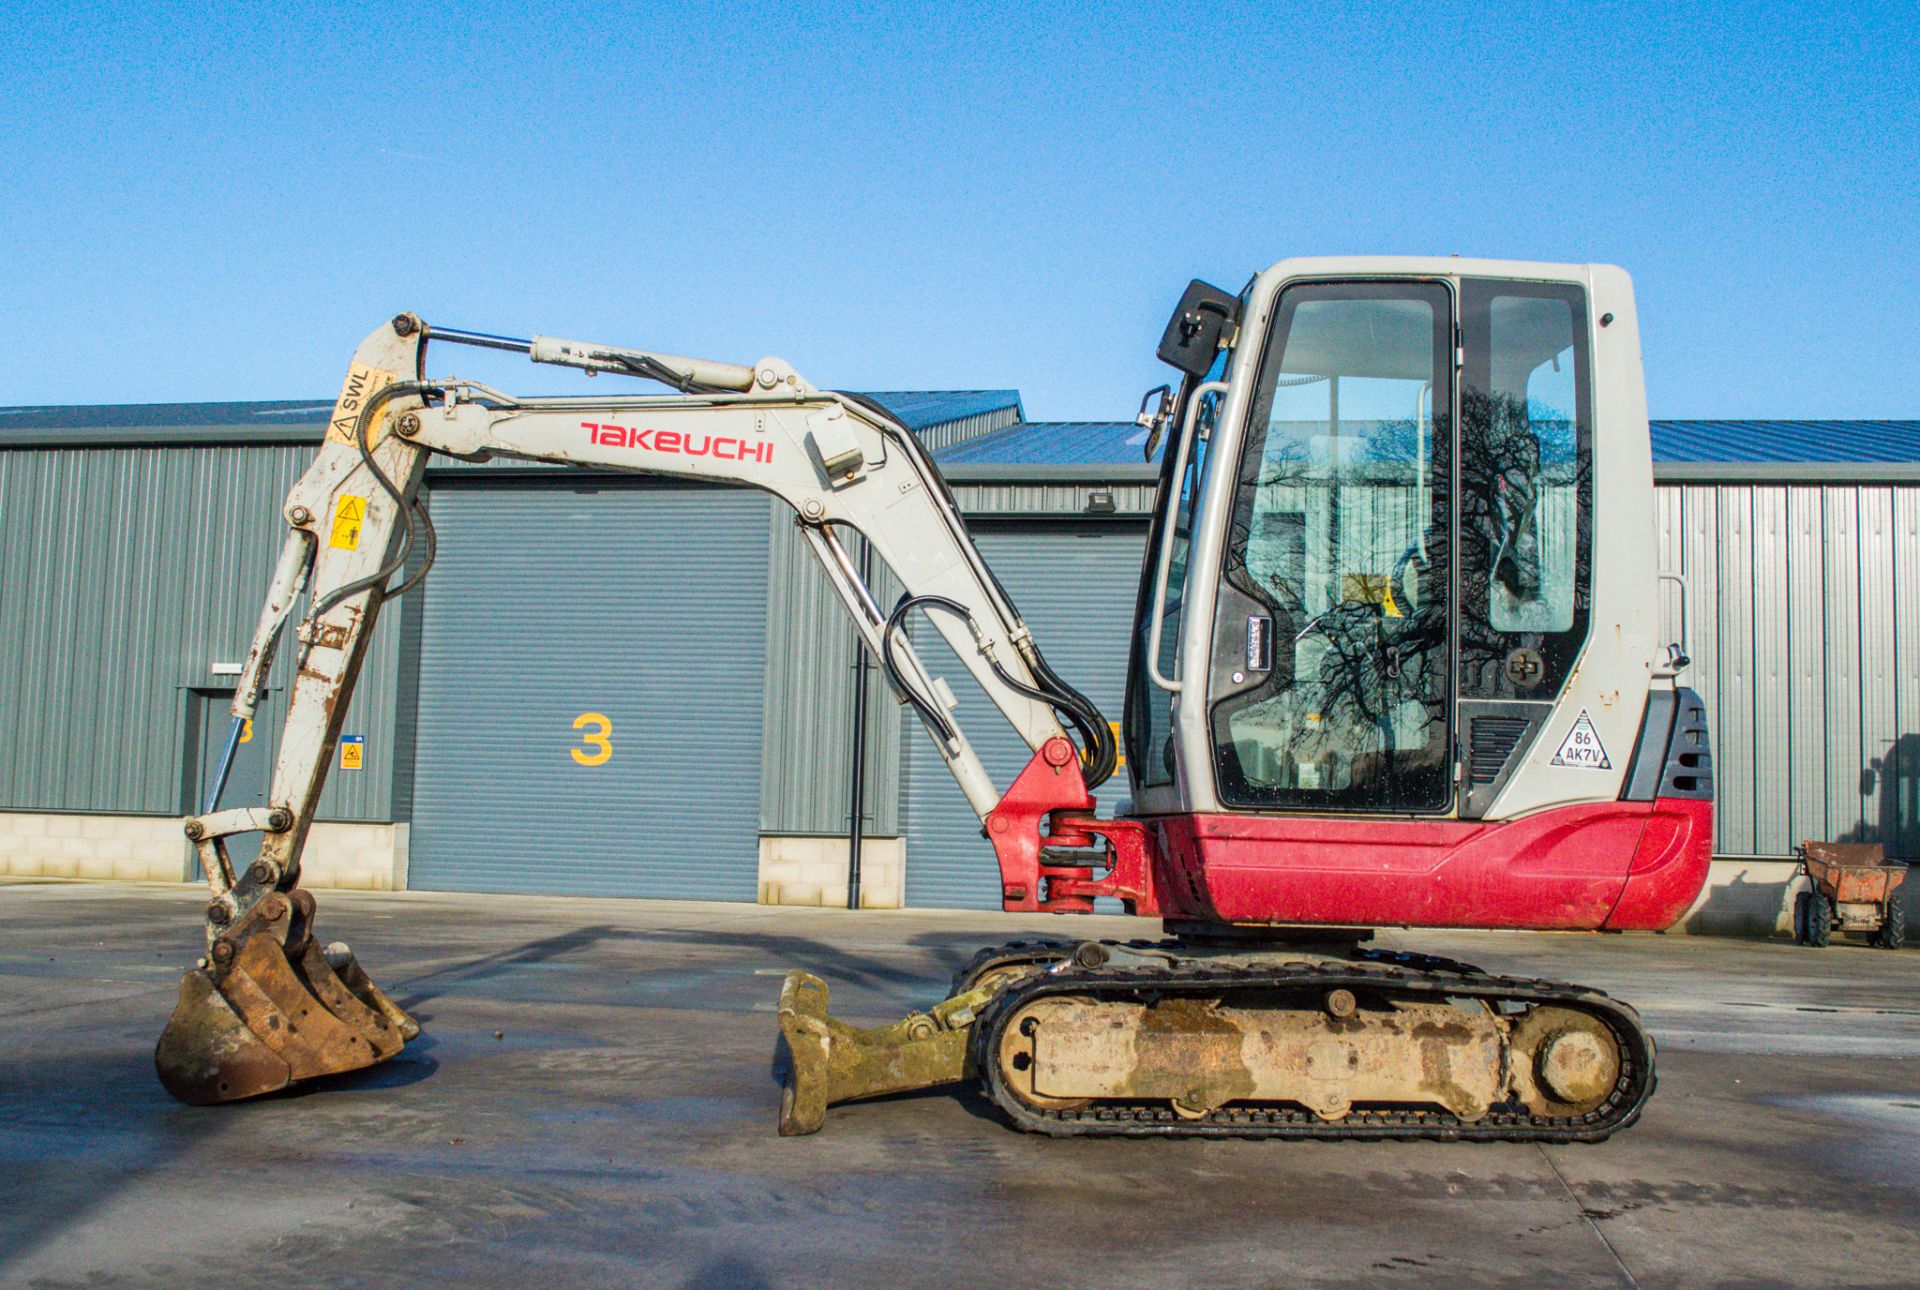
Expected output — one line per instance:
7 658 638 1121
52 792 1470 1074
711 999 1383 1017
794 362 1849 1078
2 397 1916 935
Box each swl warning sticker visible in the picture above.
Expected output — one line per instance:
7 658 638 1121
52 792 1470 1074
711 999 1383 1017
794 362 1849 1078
1551 709 1611 769
327 363 397 446
329 495 368 550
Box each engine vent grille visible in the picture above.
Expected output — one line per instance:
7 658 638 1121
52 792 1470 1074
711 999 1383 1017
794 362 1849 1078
1469 717 1532 785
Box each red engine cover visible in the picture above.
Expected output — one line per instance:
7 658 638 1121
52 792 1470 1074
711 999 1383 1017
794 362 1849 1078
1152 798 1712 932
987 745 1712 934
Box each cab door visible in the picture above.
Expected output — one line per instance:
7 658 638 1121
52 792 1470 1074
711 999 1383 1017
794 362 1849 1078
1203 280 1455 813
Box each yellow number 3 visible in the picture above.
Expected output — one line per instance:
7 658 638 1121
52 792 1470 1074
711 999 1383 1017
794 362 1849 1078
571 712 613 766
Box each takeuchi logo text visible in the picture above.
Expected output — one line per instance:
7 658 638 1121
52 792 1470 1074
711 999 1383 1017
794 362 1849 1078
583 421 773 463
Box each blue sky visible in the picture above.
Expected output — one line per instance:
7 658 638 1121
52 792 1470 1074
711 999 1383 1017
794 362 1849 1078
2 1 1914 419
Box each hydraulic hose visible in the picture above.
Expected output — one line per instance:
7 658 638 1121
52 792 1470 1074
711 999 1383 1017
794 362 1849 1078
843 389 1118 790
306 380 439 622
608 352 735 395
881 595 965 745
881 594 1117 791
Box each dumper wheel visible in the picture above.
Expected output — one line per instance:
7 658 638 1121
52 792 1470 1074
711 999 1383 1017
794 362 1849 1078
1792 892 1811 945
1807 892 1833 948
1873 893 1906 950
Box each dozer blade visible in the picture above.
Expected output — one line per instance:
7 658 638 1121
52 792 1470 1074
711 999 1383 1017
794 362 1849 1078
775 970 987 1136
155 895 417 1105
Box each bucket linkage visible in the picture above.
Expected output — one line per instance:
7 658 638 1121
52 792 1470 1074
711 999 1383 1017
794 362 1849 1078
156 826 417 1105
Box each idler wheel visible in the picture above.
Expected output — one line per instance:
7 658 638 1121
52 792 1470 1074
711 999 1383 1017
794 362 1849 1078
1536 1029 1618 1105
1509 1006 1622 1116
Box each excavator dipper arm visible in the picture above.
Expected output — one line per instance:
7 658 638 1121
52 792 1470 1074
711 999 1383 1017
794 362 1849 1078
158 314 1114 1105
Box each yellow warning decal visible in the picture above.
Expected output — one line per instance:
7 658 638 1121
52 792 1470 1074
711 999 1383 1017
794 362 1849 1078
1341 572 1402 618
329 495 369 550
339 736 365 771
327 363 398 446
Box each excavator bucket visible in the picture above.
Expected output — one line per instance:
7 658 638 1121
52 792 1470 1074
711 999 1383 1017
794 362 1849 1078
155 889 418 1105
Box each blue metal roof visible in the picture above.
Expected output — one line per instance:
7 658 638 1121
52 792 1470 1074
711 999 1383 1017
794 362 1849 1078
1650 420 1920 464
935 421 1154 466
857 390 1023 431
0 391 1024 448
934 418 1920 469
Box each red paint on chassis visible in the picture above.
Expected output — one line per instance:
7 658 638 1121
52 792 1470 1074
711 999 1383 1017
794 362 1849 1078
986 743 1712 933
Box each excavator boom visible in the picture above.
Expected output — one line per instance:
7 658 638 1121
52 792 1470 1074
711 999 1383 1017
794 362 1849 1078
160 312 1116 1103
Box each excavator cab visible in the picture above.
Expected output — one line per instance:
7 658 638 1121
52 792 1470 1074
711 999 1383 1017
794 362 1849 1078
1116 260 1711 934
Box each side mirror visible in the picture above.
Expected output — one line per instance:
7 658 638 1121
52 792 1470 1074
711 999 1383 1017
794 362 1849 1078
1157 280 1238 377
1135 384 1172 460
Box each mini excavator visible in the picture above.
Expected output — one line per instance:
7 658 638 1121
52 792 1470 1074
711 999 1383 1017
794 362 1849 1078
156 258 1713 1139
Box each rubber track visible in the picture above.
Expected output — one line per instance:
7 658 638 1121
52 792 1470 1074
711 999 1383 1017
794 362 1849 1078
951 938 1493 997
950 939 1077 996
971 956 1655 1142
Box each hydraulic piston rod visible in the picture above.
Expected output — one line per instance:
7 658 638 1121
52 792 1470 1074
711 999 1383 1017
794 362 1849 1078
423 322 757 390
422 325 534 353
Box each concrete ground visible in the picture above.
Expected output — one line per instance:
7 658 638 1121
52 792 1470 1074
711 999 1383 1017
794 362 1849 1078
2 880 1917 1289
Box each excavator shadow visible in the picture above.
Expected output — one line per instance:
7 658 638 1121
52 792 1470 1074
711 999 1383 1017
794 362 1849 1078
386 921 991 1008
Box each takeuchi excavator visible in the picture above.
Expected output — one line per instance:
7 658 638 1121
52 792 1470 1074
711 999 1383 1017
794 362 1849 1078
156 257 1713 1140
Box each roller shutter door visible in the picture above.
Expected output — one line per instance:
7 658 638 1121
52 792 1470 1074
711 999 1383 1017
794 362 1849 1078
408 481 768 899
902 522 1147 909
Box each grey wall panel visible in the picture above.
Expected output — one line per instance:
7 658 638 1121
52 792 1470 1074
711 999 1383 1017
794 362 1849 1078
1895 491 1920 787
1677 487 1722 756
1656 481 1920 859
953 482 1158 517
407 481 766 899
1785 487 1829 850
757 514 901 838
1749 487 1790 851
902 522 1148 909
1821 489 1864 845
0 445 399 821
756 482 1155 841
1653 486 1683 655
1858 489 1899 839
1715 486 1756 854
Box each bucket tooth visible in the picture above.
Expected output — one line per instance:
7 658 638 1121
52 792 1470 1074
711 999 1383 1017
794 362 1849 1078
154 905 416 1105
775 970 989 1136
326 941 421 1041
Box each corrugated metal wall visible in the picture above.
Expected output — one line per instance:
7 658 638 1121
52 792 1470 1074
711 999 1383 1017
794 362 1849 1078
1656 481 1920 858
0 445 401 821
954 480 1159 517
17 432 1916 881
758 514 903 836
